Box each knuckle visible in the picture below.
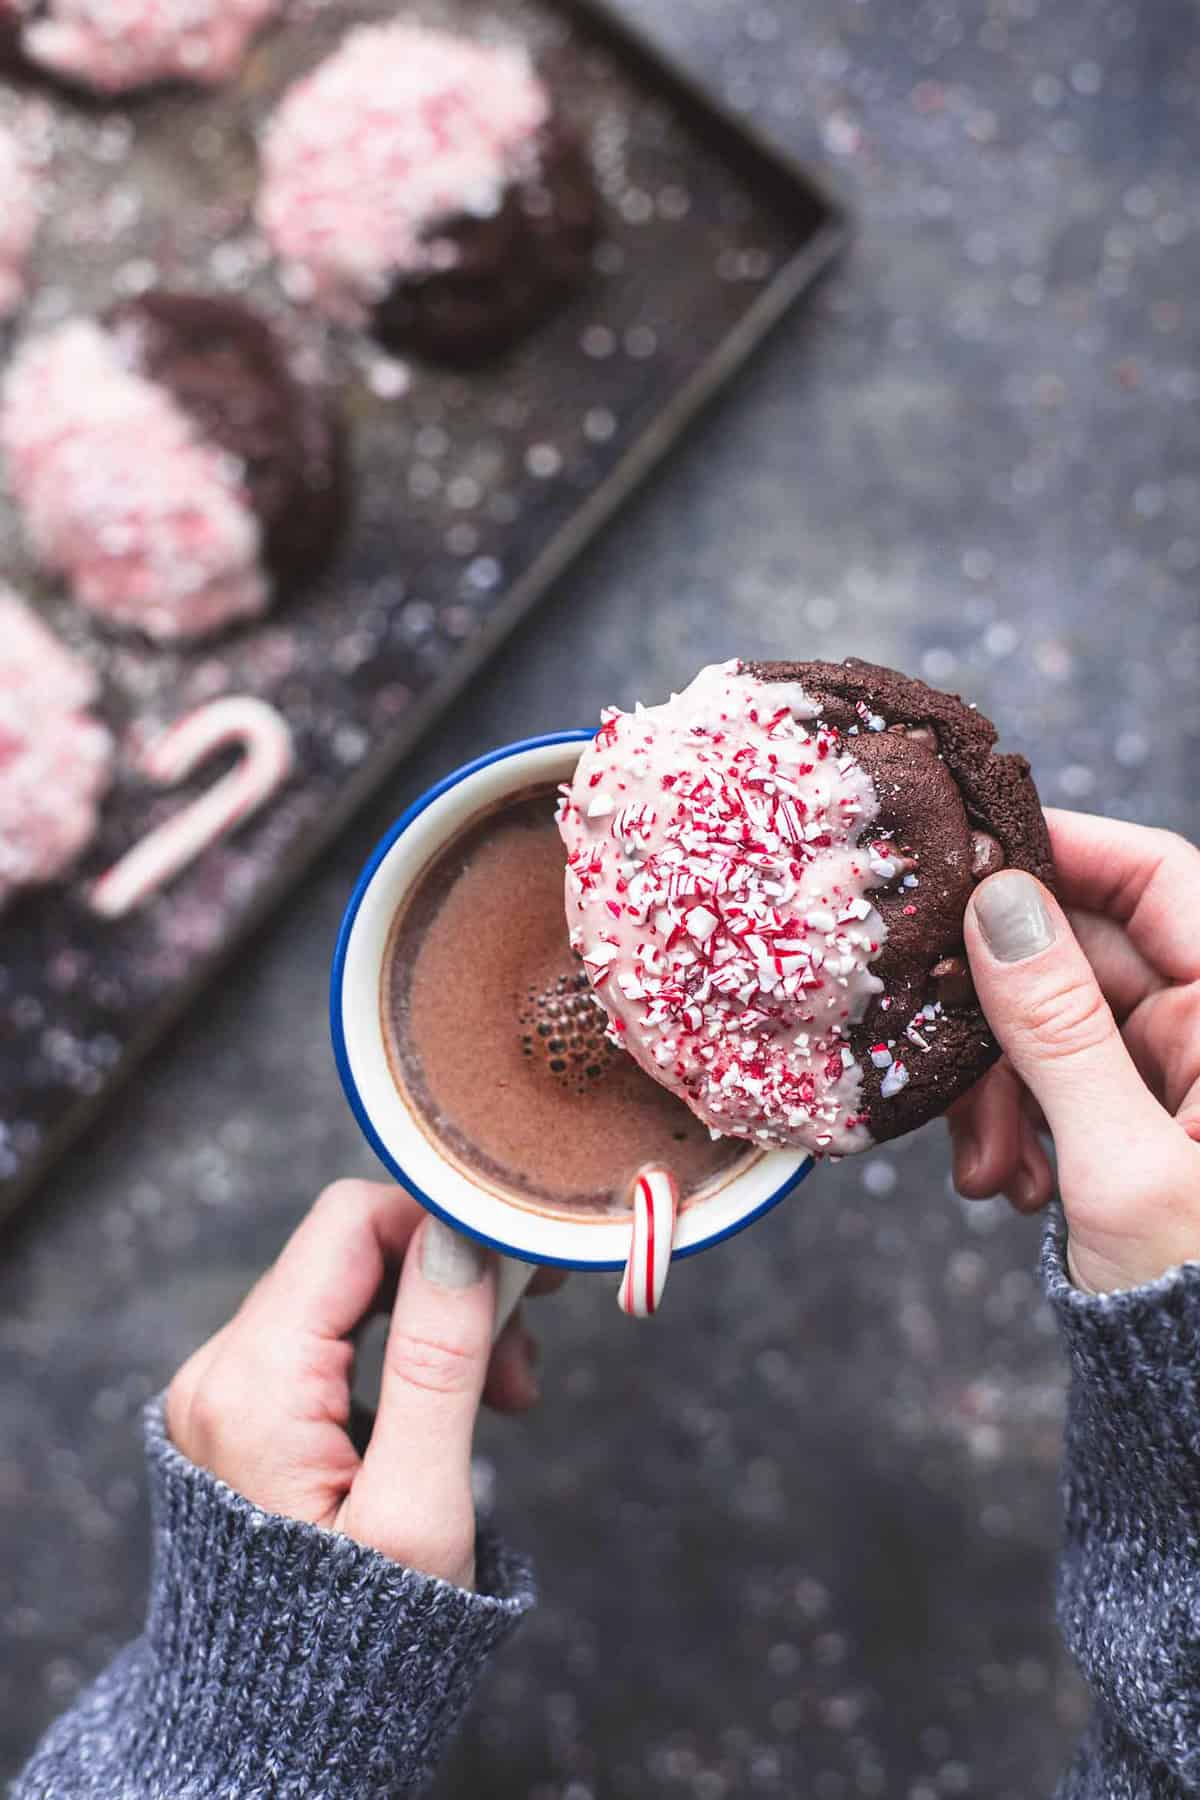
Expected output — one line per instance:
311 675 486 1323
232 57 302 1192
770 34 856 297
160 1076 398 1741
171 1373 228 1461
394 1513 476 1584
315 1177 374 1223
1154 827 1199 873
386 1329 480 1399
1021 974 1115 1062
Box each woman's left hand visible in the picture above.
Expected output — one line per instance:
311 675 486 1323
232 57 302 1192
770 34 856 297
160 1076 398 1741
165 1179 559 1590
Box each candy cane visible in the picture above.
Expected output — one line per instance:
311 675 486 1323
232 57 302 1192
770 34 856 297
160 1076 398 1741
89 696 294 919
617 1165 680 1319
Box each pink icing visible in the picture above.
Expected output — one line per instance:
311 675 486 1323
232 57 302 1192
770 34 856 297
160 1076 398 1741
558 662 893 1157
0 587 113 907
0 123 39 321
257 23 549 326
1 320 267 642
20 0 276 94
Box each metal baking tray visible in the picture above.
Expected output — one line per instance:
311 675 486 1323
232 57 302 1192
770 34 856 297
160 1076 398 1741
0 0 846 1226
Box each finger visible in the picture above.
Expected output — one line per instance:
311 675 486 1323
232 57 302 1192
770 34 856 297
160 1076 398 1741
362 1261 565 1320
1067 908 1163 1022
483 1311 541 1413
1180 1068 1200 1145
346 1217 495 1580
1121 983 1200 1119
248 1180 423 1342
1046 811 1200 982
946 1060 1024 1198
1004 1105 1056 1215
965 871 1173 1201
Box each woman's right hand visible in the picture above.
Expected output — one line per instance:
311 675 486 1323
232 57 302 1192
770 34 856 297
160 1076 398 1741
947 810 1200 1295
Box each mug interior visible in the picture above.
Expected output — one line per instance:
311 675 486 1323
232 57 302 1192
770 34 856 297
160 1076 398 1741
331 733 814 1268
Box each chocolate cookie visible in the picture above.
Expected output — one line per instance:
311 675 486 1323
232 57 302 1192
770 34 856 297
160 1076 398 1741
1 294 346 642
106 292 347 589
0 0 277 95
559 659 1051 1159
372 115 599 365
744 657 1052 1143
257 23 598 363
0 8 26 75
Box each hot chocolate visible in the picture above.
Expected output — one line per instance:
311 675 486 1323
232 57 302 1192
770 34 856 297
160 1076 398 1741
382 784 748 1217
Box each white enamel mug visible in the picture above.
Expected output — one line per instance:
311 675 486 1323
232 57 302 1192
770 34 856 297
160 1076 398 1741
330 731 815 1323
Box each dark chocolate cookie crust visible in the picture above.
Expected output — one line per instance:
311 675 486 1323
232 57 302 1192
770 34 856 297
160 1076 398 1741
372 114 599 365
105 291 348 589
0 7 32 79
745 657 1053 1144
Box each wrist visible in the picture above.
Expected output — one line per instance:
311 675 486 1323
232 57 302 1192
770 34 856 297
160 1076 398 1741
1066 1210 1200 1295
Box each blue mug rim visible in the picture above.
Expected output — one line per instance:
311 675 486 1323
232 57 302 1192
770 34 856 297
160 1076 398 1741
330 730 815 1269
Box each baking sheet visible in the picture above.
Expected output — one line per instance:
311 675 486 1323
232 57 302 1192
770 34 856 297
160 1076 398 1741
0 0 844 1223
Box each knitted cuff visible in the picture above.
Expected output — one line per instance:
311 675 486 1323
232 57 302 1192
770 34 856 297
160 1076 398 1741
1043 1209 1200 1514
137 1399 534 1799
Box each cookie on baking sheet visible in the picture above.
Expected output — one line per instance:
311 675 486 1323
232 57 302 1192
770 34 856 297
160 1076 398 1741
257 22 599 364
0 0 276 95
558 658 1051 1157
0 293 345 643
0 586 113 910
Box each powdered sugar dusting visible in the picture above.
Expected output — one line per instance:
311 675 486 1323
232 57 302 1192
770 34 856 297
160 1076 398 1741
257 23 550 327
0 122 39 321
559 662 891 1156
1 320 267 642
0 587 113 909
20 0 277 95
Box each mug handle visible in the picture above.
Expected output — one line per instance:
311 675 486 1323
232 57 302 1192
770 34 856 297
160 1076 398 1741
493 1253 536 1341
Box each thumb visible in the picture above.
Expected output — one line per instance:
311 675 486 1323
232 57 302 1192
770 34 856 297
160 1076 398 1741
341 1217 495 1586
964 870 1169 1203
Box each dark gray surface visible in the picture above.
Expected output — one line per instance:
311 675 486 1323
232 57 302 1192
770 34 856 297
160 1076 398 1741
4 0 1199 1794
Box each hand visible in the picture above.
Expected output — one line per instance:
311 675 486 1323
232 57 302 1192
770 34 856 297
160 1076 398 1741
946 810 1200 1294
165 1180 561 1589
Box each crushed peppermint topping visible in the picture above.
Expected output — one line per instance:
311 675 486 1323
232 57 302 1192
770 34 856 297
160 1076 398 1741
0 587 113 908
558 661 897 1156
258 24 549 326
18 0 276 94
0 321 266 641
879 1060 910 1099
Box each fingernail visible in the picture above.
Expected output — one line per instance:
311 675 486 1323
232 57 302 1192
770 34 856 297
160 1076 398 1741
421 1218 488 1289
973 872 1055 964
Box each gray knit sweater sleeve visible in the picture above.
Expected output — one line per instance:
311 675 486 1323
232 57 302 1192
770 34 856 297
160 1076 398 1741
1045 1212 1200 1797
13 1401 535 1799
16 1223 1200 1797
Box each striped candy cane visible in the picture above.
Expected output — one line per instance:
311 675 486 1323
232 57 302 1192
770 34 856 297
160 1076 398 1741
617 1165 680 1319
89 696 294 919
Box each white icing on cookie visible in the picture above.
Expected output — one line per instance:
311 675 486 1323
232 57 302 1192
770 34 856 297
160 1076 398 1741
0 587 113 907
558 661 892 1156
20 0 276 95
0 122 39 321
257 23 549 326
1 320 267 642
